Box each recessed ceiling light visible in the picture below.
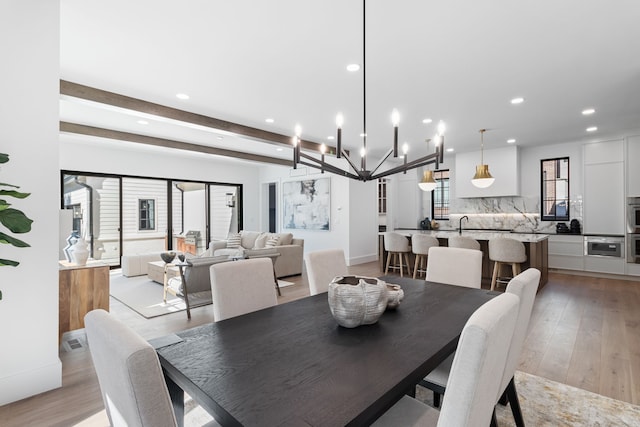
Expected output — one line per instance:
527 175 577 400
507 139 516 144
176 93 190 100
137 120 149 125
276 147 283 152
346 64 361 72
582 108 595 115
510 97 524 104
327 136 335 140
265 118 275 123
422 118 433 124
586 126 598 132
446 148 454 152
217 136 224 140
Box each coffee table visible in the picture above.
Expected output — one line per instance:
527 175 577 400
147 260 180 284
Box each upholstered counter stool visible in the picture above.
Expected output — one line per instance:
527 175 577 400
411 234 439 279
447 235 481 250
383 232 412 277
489 237 527 291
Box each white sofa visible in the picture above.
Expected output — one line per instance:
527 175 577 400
209 231 304 278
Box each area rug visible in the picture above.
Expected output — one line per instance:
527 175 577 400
416 371 640 426
110 273 212 318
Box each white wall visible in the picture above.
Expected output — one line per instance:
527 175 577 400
59 135 262 232
0 1 62 404
258 165 377 265
519 141 584 200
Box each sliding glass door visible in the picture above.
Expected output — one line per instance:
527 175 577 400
61 172 243 266
61 173 121 266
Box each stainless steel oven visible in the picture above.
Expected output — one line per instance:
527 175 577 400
628 197 640 234
628 234 640 263
584 236 624 258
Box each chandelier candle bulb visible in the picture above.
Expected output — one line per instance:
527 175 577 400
336 114 343 158
291 136 298 169
320 144 326 173
392 109 400 157
403 143 409 173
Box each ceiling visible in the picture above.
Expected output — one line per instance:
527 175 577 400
60 0 640 170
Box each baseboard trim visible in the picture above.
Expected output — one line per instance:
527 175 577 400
349 254 378 266
0 359 62 406
549 268 640 282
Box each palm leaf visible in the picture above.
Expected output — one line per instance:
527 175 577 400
0 231 30 247
0 208 33 233
0 258 19 267
0 189 30 199
0 153 8 164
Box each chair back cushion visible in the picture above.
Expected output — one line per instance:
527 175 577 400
447 235 481 250
411 234 439 255
84 309 177 427
383 232 410 252
426 247 483 288
499 268 541 396
438 293 520 427
489 237 527 263
210 257 278 321
305 249 348 295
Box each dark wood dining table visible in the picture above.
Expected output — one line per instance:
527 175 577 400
154 276 497 427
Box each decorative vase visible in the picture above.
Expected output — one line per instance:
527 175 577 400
63 231 80 262
70 237 89 266
328 275 388 328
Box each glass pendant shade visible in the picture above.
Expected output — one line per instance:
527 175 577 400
471 164 495 188
418 170 437 192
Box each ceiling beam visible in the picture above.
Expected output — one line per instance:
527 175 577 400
60 122 292 167
60 80 333 154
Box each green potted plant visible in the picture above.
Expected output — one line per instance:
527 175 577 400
0 152 34 300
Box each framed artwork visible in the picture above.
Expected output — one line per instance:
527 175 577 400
283 178 330 230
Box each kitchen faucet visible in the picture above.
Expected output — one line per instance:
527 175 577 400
459 215 469 235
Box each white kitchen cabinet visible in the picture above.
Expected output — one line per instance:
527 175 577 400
584 256 625 275
583 140 625 235
548 234 584 270
455 146 519 198
627 136 640 196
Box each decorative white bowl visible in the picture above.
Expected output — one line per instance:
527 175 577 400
328 275 388 328
385 284 404 309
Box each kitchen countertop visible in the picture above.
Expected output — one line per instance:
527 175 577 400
383 229 550 243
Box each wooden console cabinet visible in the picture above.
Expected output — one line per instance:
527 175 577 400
59 261 110 343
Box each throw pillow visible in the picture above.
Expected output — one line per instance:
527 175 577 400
253 232 268 249
265 235 280 247
226 233 242 249
278 233 293 245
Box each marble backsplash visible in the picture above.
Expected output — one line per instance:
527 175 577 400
437 196 583 233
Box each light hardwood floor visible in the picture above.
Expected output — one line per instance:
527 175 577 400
0 264 639 426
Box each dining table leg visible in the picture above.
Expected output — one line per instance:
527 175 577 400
165 374 185 427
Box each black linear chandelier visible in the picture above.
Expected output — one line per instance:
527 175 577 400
291 0 445 182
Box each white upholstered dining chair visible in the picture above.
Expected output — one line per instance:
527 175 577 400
420 268 541 425
304 248 348 295
210 257 278 321
425 247 483 288
85 309 177 427
372 292 520 427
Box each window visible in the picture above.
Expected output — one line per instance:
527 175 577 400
432 170 450 220
139 199 156 230
541 157 569 221
378 179 387 214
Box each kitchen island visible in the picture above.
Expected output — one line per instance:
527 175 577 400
379 229 549 289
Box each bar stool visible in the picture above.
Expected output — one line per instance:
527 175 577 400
383 232 412 277
489 238 527 291
411 234 439 279
448 235 480 250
